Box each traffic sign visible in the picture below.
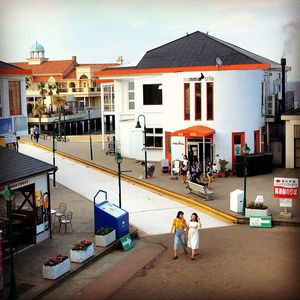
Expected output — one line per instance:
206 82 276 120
120 234 134 251
274 178 298 199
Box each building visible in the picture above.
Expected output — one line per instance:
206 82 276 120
281 108 300 168
96 31 290 170
11 42 120 134
0 61 31 148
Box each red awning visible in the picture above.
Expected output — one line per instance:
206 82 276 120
171 126 215 138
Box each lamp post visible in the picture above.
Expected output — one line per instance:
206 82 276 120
242 143 250 215
3 188 17 299
114 152 123 208
52 119 59 187
135 114 147 179
61 106 66 143
87 108 93 160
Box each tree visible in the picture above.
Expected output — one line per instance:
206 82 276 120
32 100 46 132
25 76 31 90
48 83 55 113
38 82 47 106
52 94 67 137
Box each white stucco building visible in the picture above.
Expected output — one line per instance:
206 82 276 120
96 31 287 170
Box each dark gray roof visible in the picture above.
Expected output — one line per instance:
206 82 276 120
0 147 57 186
0 61 23 70
282 107 300 116
105 31 281 71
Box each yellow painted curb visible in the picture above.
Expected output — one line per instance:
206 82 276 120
20 140 238 224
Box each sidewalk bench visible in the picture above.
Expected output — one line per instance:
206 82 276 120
186 180 214 200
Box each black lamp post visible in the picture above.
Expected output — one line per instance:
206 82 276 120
87 108 93 160
242 143 250 215
114 152 123 208
135 114 147 179
4 188 17 299
52 119 59 187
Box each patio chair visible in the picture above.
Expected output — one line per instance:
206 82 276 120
160 159 170 173
172 160 181 176
54 202 67 226
59 211 73 234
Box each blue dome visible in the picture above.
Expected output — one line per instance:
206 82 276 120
31 41 44 52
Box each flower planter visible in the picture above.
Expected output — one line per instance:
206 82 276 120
95 229 116 247
245 208 271 217
43 258 70 280
70 243 94 263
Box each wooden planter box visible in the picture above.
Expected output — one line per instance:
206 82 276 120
70 243 94 263
245 208 270 217
95 229 116 247
43 258 70 280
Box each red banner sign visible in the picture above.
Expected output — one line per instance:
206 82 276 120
274 177 299 199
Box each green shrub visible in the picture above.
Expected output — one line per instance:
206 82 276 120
96 227 114 236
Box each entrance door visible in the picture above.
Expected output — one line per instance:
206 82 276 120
295 139 300 168
188 144 198 162
232 132 245 170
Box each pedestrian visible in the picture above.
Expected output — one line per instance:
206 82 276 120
181 155 189 183
34 125 39 142
30 126 34 140
187 213 202 260
170 210 188 259
206 161 213 188
14 135 20 152
141 161 155 178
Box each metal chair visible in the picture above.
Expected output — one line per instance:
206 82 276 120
54 202 67 226
59 211 73 234
161 159 170 173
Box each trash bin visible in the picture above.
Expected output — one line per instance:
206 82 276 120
230 189 244 213
94 201 129 239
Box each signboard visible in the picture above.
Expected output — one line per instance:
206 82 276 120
120 234 134 251
279 199 293 208
274 178 298 199
0 118 13 135
255 195 264 203
249 216 272 228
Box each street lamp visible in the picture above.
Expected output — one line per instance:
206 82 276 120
114 152 123 208
52 119 59 187
242 143 251 215
87 108 93 160
135 114 147 179
3 188 17 299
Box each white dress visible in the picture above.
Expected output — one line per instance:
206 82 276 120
188 221 201 250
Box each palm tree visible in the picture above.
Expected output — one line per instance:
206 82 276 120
38 82 47 106
54 82 60 96
32 100 46 132
52 94 67 137
48 83 55 113
25 76 31 90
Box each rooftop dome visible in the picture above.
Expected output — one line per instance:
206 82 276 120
30 41 45 52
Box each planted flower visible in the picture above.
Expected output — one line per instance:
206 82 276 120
44 254 68 266
70 239 94 263
43 254 70 279
246 202 268 210
72 239 92 251
96 227 114 236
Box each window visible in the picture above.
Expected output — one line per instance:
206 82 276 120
206 82 214 120
9 81 21 115
184 83 190 120
146 127 163 148
143 84 162 105
103 85 114 111
254 130 260 153
128 81 135 110
195 83 201 120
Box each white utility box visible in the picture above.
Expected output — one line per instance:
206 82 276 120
230 189 244 213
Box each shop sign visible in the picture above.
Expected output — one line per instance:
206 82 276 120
274 178 298 199
279 199 293 208
249 216 272 228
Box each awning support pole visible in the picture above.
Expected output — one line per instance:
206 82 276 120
202 136 206 177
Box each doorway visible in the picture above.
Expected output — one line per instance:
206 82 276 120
232 132 245 170
187 138 212 165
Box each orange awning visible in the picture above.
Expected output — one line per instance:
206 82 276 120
171 126 215 138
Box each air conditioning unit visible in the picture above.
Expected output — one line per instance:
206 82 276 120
265 95 275 116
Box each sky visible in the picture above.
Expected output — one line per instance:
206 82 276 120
0 0 299 80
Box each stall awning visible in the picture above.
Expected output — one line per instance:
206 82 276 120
171 126 215 137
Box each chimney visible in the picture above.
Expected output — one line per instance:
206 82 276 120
116 56 124 65
72 56 77 63
281 58 286 113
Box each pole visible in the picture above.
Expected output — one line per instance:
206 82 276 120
144 126 148 179
88 110 93 160
243 152 247 215
52 121 56 187
64 111 66 143
7 200 17 299
118 162 121 208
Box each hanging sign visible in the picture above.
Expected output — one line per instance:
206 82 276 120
274 178 298 199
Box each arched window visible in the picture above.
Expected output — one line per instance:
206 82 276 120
69 82 75 88
80 75 88 80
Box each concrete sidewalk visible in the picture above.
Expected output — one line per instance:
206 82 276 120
20 137 300 225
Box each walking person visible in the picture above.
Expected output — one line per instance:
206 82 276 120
181 155 189 183
34 125 39 142
30 126 34 141
206 161 213 188
170 211 188 259
187 213 202 260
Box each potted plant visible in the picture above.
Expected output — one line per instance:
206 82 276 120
245 202 270 217
43 254 70 280
95 227 116 247
218 159 229 177
70 239 94 263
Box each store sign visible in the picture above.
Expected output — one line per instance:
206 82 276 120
274 178 298 199
249 216 272 228
279 199 293 208
184 76 214 82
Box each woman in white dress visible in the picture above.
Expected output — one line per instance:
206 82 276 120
187 213 202 260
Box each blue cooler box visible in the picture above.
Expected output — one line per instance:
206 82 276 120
94 201 129 239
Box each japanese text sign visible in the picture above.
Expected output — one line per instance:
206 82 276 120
274 178 298 199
